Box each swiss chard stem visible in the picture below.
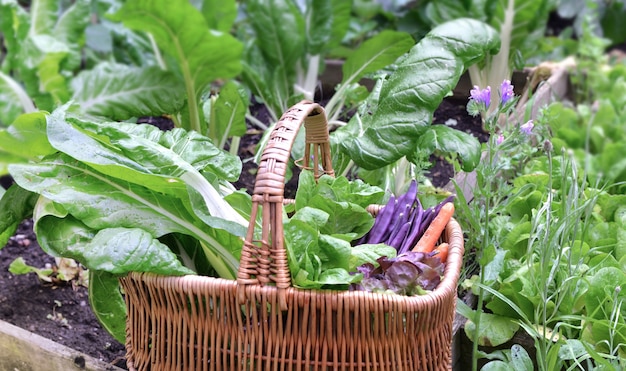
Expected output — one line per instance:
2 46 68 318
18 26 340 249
229 136 241 157
173 38 201 133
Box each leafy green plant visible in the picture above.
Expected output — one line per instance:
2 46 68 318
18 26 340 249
332 17 500 194
419 0 557 112
456 61 626 369
284 170 396 289
557 0 626 48
108 0 243 134
0 104 252 342
0 0 245 173
238 0 415 130
0 0 90 125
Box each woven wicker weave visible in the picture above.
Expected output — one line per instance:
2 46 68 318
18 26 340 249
120 101 465 371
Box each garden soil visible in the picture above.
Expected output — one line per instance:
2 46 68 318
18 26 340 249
0 97 483 370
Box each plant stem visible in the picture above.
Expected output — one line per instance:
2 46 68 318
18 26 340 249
147 33 167 70
229 136 241 157
245 113 269 131
471 133 496 371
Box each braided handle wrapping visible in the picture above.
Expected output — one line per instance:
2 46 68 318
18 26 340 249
236 101 334 309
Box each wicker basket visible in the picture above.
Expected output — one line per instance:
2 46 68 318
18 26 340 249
120 101 465 371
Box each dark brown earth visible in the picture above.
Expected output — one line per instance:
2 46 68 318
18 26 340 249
0 97 482 370
0 219 128 369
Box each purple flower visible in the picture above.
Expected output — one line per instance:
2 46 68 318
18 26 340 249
470 85 491 109
520 120 534 135
496 134 504 145
500 80 514 104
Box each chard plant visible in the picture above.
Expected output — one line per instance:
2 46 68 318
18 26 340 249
0 0 91 126
0 0 245 157
0 104 253 343
421 0 557 113
238 0 415 126
332 18 501 194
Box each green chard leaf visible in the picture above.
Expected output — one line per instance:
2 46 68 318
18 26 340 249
110 0 243 132
11 154 242 279
0 1 30 73
0 71 36 126
337 18 500 170
9 105 252 279
201 0 237 33
305 0 351 55
0 184 38 248
45 105 245 226
71 63 186 121
89 270 127 343
205 80 248 148
0 111 56 167
340 30 414 86
245 0 305 79
28 0 58 36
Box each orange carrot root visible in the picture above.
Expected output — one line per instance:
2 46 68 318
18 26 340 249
432 242 449 263
412 202 455 254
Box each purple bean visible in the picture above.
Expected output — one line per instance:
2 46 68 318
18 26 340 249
396 180 418 209
363 195 397 244
384 211 406 246
388 222 411 250
433 196 455 214
416 207 436 239
398 205 424 254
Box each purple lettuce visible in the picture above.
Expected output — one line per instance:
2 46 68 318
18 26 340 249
351 251 444 295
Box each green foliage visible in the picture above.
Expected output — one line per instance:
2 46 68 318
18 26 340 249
71 63 186 121
330 18 497 193
284 170 394 289
3 105 252 338
457 52 626 369
109 0 243 135
419 0 557 110
239 0 413 124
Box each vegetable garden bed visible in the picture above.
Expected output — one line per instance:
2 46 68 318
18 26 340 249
3 1 624 369
0 93 479 370
0 62 565 369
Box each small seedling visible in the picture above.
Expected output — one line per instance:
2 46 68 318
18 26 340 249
47 300 71 328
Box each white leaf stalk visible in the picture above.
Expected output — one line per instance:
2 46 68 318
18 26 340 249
295 54 320 101
181 171 248 228
468 0 514 116
0 71 36 114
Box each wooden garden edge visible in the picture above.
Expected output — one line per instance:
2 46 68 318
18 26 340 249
0 318 124 371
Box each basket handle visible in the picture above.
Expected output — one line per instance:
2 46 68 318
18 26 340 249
237 100 334 309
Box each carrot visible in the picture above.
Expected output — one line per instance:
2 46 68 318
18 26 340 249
432 242 449 263
412 202 455 254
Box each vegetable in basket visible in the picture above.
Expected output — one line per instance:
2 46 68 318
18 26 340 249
352 179 455 295
284 172 455 295
283 170 397 290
